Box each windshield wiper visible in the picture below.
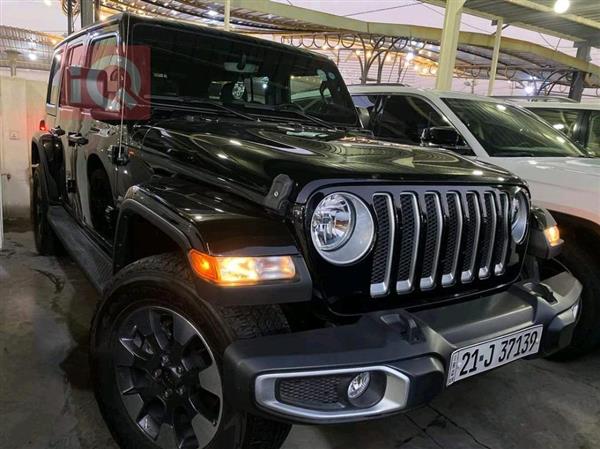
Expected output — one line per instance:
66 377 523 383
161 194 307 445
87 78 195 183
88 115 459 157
152 95 257 121
274 103 337 130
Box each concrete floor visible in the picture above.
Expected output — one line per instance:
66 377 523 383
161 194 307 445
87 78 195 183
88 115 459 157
1 228 600 449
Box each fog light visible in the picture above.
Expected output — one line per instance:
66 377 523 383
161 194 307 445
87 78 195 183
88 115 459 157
347 372 371 400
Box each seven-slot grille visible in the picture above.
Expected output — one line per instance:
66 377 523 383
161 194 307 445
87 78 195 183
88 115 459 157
370 189 511 298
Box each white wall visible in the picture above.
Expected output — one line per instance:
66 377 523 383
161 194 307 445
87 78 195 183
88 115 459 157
0 76 48 219
0 69 50 82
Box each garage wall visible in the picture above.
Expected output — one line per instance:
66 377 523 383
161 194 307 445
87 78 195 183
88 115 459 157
0 75 48 219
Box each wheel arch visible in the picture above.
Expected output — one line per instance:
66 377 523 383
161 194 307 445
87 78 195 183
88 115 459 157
113 198 192 273
31 133 60 201
87 152 106 177
113 183 312 306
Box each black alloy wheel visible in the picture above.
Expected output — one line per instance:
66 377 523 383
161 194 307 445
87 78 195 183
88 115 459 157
114 306 222 449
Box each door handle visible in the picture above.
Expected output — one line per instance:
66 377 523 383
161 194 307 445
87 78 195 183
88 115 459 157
51 126 65 136
68 132 89 146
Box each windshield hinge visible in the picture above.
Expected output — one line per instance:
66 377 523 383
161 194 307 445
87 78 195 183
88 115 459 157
264 174 294 214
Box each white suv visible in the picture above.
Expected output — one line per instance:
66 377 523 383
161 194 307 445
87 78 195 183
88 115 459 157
350 85 600 357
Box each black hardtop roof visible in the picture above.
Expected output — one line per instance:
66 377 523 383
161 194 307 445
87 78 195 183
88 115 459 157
56 12 328 63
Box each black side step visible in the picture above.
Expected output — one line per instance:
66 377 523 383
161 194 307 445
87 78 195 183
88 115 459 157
47 206 113 294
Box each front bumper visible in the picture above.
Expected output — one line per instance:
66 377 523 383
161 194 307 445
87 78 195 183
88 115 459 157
223 271 581 424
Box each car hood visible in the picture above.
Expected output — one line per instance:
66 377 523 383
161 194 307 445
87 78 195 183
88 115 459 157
140 119 522 204
495 156 600 184
493 156 600 225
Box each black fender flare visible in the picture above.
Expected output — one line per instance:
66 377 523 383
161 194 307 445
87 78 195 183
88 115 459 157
113 184 312 306
31 132 62 202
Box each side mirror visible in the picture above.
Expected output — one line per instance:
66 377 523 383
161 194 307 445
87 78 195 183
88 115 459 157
90 108 122 124
421 126 474 156
356 106 371 129
421 126 463 146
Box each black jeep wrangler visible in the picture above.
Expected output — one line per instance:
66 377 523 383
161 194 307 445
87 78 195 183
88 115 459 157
32 13 581 449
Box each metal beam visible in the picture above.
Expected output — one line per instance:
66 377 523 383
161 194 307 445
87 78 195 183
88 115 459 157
487 18 503 96
420 0 598 43
502 0 600 33
435 0 465 90
207 0 599 79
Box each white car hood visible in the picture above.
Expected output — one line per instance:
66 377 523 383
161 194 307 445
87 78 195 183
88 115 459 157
488 157 600 226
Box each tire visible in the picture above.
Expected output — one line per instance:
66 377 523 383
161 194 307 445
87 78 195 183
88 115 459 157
90 253 292 449
550 242 600 359
31 168 60 255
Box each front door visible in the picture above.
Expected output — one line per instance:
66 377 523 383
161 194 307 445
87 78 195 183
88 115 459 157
54 40 87 219
75 34 122 239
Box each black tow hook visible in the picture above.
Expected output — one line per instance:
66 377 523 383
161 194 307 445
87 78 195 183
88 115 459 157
380 311 424 344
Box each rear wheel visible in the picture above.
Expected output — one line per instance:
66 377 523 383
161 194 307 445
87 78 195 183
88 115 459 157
91 253 291 449
31 168 60 255
550 242 600 359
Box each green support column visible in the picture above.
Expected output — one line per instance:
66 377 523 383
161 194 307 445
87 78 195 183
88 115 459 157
569 43 591 102
487 18 503 96
224 0 231 31
80 0 94 27
435 0 466 91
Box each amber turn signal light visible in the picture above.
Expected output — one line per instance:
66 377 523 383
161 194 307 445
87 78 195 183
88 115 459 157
544 225 561 247
188 250 296 286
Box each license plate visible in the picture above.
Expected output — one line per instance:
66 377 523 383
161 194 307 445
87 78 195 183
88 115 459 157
446 325 543 386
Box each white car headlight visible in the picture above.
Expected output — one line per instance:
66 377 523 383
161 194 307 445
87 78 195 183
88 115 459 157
511 190 529 244
310 193 374 265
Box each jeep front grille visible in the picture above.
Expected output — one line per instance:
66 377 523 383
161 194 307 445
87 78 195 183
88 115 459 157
370 188 512 298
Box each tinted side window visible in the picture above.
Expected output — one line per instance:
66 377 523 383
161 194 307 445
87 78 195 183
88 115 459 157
89 35 119 70
59 44 85 105
47 49 64 106
530 108 579 139
351 95 376 109
376 96 447 145
587 112 600 155
88 36 121 109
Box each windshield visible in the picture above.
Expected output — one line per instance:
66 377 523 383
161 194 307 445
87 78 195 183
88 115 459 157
131 24 358 126
444 98 586 157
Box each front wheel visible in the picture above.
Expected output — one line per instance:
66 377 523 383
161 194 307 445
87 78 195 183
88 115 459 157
31 168 60 255
90 253 291 449
550 242 600 359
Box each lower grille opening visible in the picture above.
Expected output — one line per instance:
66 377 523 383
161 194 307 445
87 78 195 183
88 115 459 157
255 367 410 419
276 372 386 411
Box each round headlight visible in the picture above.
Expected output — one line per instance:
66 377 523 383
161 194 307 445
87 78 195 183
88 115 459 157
511 191 529 244
310 193 374 265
